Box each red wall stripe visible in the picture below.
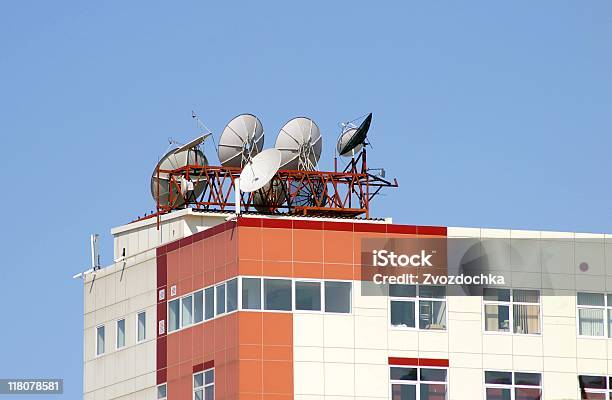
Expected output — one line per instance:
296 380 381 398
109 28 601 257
388 357 449 367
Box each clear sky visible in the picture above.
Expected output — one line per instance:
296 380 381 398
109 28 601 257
0 1 611 398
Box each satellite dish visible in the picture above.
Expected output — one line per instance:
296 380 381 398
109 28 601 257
218 114 264 167
239 148 282 193
175 133 212 153
275 117 322 170
337 112 372 157
151 148 208 208
253 180 286 213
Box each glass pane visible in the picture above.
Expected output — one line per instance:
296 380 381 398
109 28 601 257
485 371 512 385
216 284 226 315
242 278 261 310
138 312 146 341
486 387 511 400
169 299 180 331
117 319 125 348
204 385 214 400
205 287 214 320
390 367 417 381
391 301 416 328
513 304 540 334
264 279 292 311
391 383 416 400
609 310 612 338
295 281 321 311
227 279 238 313
194 291 204 323
419 285 446 299
194 388 203 400
389 284 417 298
181 295 193 327
578 308 605 336
608 294 612 306
157 384 167 399
420 368 447 382
579 375 607 390
578 292 605 306
514 387 542 400
484 304 510 332
325 281 351 313
484 288 510 302
513 289 540 303
96 326 105 355
194 372 203 388
581 393 605 400
514 372 541 386
420 383 446 400
419 300 447 330
204 369 214 384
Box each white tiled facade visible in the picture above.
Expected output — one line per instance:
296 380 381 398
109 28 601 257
83 213 612 399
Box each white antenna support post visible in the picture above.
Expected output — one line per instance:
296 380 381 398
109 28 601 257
90 234 100 270
234 178 241 215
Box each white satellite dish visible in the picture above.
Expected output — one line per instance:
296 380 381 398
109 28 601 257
218 114 264 167
176 133 212 153
274 117 322 170
151 147 208 208
239 148 282 193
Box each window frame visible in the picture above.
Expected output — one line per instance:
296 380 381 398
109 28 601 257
116 318 126 350
136 310 146 343
193 367 215 400
389 365 448 400
482 288 542 336
578 374 610 398
293 279 322 312
576 292 609 339
95 324 105 357
484 370 543 400
157 383 167 400
389 285 447 331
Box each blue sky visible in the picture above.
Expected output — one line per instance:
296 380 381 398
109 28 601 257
0 1 611 398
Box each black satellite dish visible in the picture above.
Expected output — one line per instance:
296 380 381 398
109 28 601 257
337 113 372 156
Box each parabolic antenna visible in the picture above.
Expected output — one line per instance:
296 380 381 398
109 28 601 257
337 112 372 157
239 148 282 193
275 117 322 170
151 147 208 208
218 114 264 167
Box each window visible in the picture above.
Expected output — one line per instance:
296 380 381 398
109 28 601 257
390 285 417 328
325 281 352 313
137 311 146 342
157 383 167 400
205 287 215 320
295 281 321 311
418 286 446 330
116 319 126 349
194 368 214 400
96 325 105 356
227 279 238 313
578 375 612 399
194 291 204 324
182 295 193 327
216 284 226 315
264 279 292 311
242 278 261 310
483 289 540 334
390 285 446 330
485 371 541 400
577 293 607 337
390 366 447 400
168 299 180 332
